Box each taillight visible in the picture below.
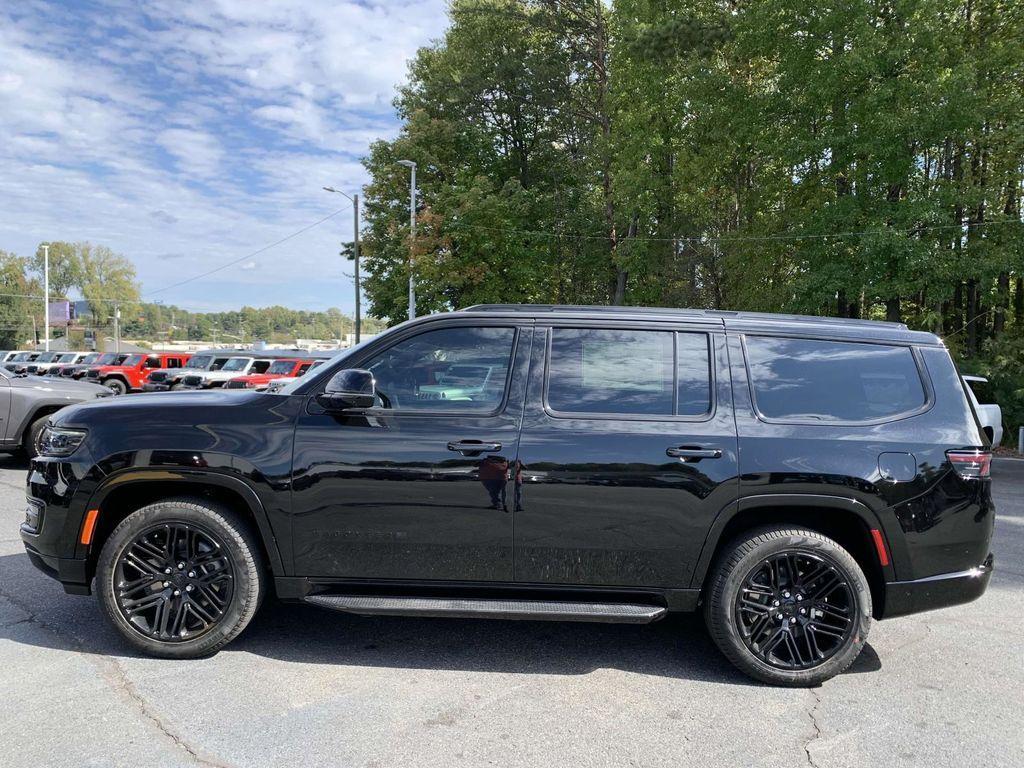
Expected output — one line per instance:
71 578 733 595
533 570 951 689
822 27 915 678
947 450 991 479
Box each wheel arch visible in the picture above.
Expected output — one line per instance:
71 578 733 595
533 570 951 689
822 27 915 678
82 471 285 579
15 402 66 444
691 495 892 619
101 374 130 390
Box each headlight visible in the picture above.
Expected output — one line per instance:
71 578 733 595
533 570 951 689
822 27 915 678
36 426 88 457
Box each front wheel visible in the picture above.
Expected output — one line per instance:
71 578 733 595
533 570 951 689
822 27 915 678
103 378 128 395
96 498 265 658
704 526 871 686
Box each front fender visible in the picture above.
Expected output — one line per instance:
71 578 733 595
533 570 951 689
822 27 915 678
80 466 286 575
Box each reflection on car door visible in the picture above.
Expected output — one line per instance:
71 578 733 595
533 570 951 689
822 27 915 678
513 324 738 588
290 324 533 582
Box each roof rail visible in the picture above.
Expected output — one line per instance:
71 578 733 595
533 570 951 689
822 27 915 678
460 304 908 329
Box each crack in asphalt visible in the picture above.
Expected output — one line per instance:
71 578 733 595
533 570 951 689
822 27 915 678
804 688 823 768
0 587 230 768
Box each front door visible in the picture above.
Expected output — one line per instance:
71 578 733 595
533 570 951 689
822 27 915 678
291 323 532 582
514 324 738 588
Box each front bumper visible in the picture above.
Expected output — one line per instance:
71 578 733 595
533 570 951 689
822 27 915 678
20 455 96 595
881 554 994 619
142 382 172 391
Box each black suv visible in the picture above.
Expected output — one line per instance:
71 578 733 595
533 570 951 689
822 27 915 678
20 305 994 685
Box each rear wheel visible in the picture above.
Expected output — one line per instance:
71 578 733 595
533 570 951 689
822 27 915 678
103 378 128 395
704 526 871 686
96 498 265 658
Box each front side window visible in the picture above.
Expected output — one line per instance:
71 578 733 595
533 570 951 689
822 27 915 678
365 326 516 412
547 328 711 417
745 336 927 422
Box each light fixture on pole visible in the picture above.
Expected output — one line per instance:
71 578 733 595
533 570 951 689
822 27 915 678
323 186 361 345
42 244 50 351
396 160 417 320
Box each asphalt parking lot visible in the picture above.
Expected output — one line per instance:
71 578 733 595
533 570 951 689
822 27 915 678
1 456 1022 768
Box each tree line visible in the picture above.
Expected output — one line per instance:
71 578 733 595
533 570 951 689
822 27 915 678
0 242 376 348
360 0 1024 433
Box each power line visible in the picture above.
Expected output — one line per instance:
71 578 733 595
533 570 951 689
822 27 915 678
145 204 352 297
446 218 1023 244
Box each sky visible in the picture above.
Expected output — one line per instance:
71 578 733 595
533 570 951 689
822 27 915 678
0 0 449 313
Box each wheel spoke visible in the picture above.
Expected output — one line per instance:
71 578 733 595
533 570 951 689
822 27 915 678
114 521 234 644
734 549 854 672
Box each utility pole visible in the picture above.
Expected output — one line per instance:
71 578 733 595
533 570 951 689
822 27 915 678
113 304 120 353
353 193 360 343
42 244 50 351
397 160 417 320
322 185 362 343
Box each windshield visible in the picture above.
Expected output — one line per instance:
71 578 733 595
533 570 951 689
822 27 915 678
267 360 298 375
56 353 78 362
185 355 212 369
273 340 374 395
81 353 100 364
36 352 59 363
95 353 120 365
221 357 252 372
12 352 32 361
121 354 145 367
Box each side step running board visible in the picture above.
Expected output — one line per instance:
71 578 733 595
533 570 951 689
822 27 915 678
303 595 667 624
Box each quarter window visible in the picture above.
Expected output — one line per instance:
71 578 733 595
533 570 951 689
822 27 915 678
365 326 516 412
547 328 712 417
744 336 926 422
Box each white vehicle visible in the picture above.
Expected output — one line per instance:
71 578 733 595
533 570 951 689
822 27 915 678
179 356 274 389
963 375 1003 446
25 351 89 375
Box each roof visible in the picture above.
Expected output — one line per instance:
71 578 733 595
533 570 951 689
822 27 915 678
456 304 942 345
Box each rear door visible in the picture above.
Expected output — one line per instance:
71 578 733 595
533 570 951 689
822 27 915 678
513 321 738 588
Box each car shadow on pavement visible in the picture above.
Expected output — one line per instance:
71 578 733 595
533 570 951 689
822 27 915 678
0 551 882 686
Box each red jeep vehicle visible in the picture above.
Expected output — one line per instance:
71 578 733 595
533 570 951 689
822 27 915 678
84 352 191 395
223 358 321 390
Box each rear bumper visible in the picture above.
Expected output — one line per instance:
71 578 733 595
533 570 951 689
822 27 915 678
881 554 993 619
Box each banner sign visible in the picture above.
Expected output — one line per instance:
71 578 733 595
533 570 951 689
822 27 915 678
48 301 70 327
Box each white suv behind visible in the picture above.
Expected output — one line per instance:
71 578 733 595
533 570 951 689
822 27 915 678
963 375 1003 446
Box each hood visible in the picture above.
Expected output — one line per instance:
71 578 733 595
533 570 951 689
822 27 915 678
10 374 113 398
51 387 266 427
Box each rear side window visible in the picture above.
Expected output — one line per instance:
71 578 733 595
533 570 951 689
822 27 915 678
744 336 927 422
966 378 995 405
547 329 711 417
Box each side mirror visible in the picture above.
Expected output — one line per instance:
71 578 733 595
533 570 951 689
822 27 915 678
318 369 376 411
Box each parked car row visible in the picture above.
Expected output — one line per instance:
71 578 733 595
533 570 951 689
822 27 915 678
0 348 335 397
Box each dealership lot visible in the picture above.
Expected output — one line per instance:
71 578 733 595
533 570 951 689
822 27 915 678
1 456 1021 768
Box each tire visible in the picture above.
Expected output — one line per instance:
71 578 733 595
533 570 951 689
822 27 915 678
103 378 128 396
704 526 871 686
96 497 265 658
22 412 51 459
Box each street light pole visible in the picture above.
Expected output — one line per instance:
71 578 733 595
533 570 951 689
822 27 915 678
397 160 417 320
42 244 50 351
322 186 361 344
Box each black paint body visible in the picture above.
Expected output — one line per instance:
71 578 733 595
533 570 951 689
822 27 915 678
21 306 994 619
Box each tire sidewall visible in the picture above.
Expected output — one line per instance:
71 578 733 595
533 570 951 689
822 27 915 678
707 530 872 686
96 499 263 658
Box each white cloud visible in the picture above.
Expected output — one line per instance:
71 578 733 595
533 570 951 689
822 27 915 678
0 0 449 312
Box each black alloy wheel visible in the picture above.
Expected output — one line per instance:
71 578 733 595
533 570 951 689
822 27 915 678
97 498 264 658
704 526 871 686
113 522 234 642
734 552 854 670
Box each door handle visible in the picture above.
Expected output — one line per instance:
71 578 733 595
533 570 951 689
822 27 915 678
447 440 503 455
666 447 722 461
